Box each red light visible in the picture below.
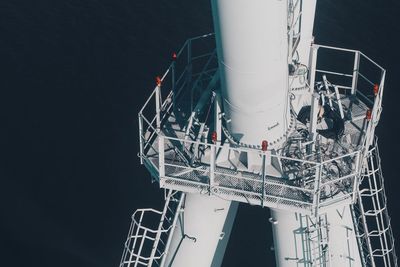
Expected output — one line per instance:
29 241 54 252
366 109 372 121
211 131 217 143
172 52 177 61
156 76 162 87
262 140 268 151
373 84 379 96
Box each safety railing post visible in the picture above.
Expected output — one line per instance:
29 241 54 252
214 92 222 146
171 58 176 106
261 153 266 207
352 151 362 203
159 135 165 178
155 85 161 131
312 164 322 218
308 45 318 92
309 93 320 151
352 51 360 95
210 144 216 194
138 113 144 165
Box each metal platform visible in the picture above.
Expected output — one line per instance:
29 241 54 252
117 32 399 267
137 34 385 216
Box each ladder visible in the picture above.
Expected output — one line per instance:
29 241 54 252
352 144 398 267
288 0 303 59
119 190 185 267
301 214 330 266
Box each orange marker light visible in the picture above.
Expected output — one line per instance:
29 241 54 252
211 131 217 143
366 109 372 121
156 76 162 87
262 140 268 151
373 84 379 96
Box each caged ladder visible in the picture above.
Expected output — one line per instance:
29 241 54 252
300 214 330 267
352 143 398 267
120 190 185 267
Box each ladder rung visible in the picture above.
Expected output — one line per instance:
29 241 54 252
367 227 390 237
364 208 385 216
360 188 383 197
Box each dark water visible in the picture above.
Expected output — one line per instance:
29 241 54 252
1 1 399 266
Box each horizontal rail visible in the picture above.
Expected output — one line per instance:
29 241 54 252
316 69 353 78
314 44 358 53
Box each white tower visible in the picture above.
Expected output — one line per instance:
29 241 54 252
119 1 397 267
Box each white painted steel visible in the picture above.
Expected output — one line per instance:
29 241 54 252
163 195 238 267
128 0 397 265
210 1 364 266
270 210 304 265
211 0 290 147
271 207 362 267
296 0 317 64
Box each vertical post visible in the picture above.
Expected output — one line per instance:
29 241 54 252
172 60 176 107
138 113 144 164
129 211 145 266
209 144 216 194
379 70 386 101
156 85 161 131
309 93 320 149
352 151 361 203
133 228 147 267
312 164 322 218
372 70 385 128
307 45 318 153
351 51 360 95
261 153 266 207
308 45 318 92
288 9 294 64
366 71 385 149
261 140 268 207
158 134 165 179
214 91 222 146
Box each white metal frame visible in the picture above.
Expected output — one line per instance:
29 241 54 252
352 142 398 267
120 190 185 267
137 34 384 214
129 33 397 267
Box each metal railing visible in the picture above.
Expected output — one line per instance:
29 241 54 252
312 44 386 150
137 34 386 215
157 134 361 215
138 33 217 164
128 33 398 267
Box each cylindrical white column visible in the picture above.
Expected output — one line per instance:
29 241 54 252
164 195 238 267
211 0 290 147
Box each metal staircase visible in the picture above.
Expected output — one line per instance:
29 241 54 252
119 190 185 267
352 144 398 267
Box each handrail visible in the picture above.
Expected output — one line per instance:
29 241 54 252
161 134 359 166
137 34 386 215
